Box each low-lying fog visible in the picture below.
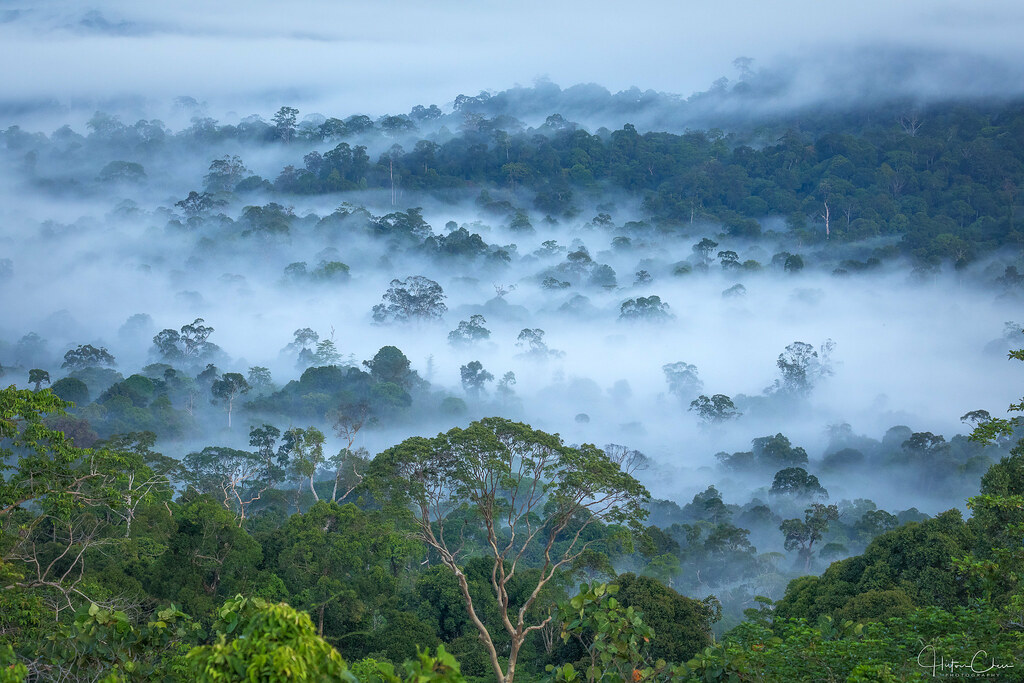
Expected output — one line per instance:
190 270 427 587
1 176 1019 515
3 0 1024 543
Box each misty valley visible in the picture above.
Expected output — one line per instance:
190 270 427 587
2 76 1024 682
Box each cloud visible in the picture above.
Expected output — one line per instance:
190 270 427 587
2 0 1024 122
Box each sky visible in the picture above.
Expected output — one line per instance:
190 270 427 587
2 0 1024 122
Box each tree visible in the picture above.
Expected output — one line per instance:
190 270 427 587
717 250 740 269
312 339 342 366
771 340 834 397
40 602 198 681
689 394 741 423
902 431 948 458
372 276 447 323
330 403 369 502
50 377 89 406
204 155 249 192
619 296 672 322
152 328 183 362
692 238 718 266
98 159 146 183
780 503 840 572
272 107 299 143
247 366 274 395
290 327 319 350
662 362 702 401
286 328 319 367
284 427 326 508
612 573 716 664
459 361 494 399
371 418 650 683
186 595 353 681
448 315 490 347
180 318 216 359
516 328 562 359
497 372 517 403
770 467 829 500
784 254 804 273
175 190 222 217
211 373 250 429
751 433 809 470
274 501 404 639
854 509 899 544
184 442 283 524
363 346 415 388
0 388 132 617
960 409 992 429
153 319 218 364
501 162 530 194
551 581 656 682
14 332 47 368
61 344 116 370
28 369 50 392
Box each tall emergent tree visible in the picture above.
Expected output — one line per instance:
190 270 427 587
372 275 447 323
28 369 50 392
780 503 840 572
459 360 494 399
61 344 116 370
371 417 650 683
210 372 250 429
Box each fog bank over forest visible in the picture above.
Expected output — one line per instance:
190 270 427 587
0 109 1021 515
4 4 1024 671
4 0 1024 127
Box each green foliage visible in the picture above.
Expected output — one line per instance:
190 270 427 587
372 276 447 323
62 344 116 370
769 467 828 500
448 315 491 347
148 497 264 617
270 501 415 641
552 581 655 682
776 508 972 620
619 296 673 323
186 595 356 682
675 603 1024 683
50 377 90 406
689 394 740 424
359 645 466 683
613 574 716 664
372 418 650 682
0 386 121 519
0 645 26 683
41 603 198 681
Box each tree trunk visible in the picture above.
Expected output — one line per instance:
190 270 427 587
452 568 505 682
506 638 524 683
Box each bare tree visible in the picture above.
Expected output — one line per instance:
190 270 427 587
897 111 923 137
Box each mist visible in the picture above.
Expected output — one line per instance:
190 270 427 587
3 1 1024 637
1 162 1018 508
4 1 1024 127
